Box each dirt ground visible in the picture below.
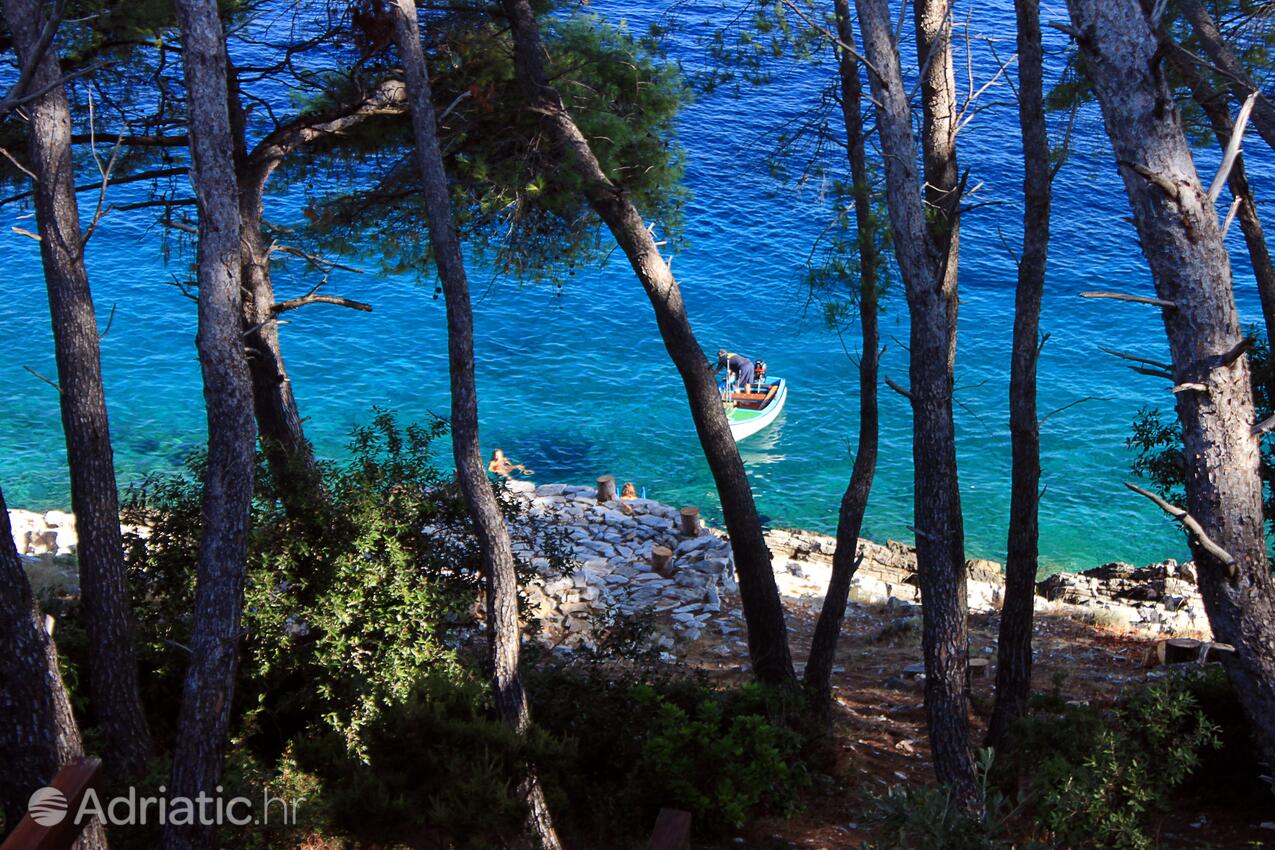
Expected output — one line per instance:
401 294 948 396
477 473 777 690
675 592 1275 849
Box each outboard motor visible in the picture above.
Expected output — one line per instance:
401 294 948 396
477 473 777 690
754 359 767 383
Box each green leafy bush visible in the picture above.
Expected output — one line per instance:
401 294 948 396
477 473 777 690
57 412 809 845
1008 674 1221 850
293 671 567 850
117 411 569 751
525 661 810 839
863 750 1015 850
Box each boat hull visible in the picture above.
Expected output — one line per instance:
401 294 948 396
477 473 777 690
726 377 787 442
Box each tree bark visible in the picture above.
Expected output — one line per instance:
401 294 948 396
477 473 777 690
229 74 406 511
387 3 563 848
803 0 880 712
1065 0 1275 774
987 0 1051 752
498 0 795 686
163 2 257 849
1164 42 1275 347
0 484 107 849
224 67 318 510
2 0 153 784
854 0 975 799
1178 0 1275 156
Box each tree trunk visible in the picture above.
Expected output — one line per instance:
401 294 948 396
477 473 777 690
387 3 563 848
162 2 257 849
854 0 975 799
2 0 153 784
1164 42 1275 347
987 0 1051 752
803 0 880 712
499 0 795 686
224 69 318 511
229 75 409 512
0 484 107 849
1065 0 1275 774
1178 0 1275 156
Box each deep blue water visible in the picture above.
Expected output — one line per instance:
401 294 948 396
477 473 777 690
2 1 1271 571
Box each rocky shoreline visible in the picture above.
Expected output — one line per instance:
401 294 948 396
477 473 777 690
9 482 1212 657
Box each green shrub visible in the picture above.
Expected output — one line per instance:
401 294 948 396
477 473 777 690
526 661 810 839
292 672 567 850
117 411 571 754
860 749 1017 850
1008 674 1221 850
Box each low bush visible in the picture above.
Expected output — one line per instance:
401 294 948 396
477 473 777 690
528 662 809 837
1006 673 1221 850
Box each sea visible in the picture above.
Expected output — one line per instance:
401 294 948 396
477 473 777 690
3 0 1270 571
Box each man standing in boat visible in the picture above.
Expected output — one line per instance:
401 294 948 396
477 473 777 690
716 349 756 392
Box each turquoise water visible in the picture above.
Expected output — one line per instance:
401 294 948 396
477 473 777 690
2 1 1270 570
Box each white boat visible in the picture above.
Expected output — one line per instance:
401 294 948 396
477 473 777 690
723 377 787 442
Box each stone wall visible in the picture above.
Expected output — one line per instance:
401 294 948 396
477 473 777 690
508 481 740 653
7 484 1212 653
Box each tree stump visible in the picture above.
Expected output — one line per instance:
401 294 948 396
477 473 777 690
1164 638 1202 664
596 474 616 503
967 657 991 679
679 505 700 537
651 545 674 578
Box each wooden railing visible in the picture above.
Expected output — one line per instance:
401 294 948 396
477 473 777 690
1 759 100 850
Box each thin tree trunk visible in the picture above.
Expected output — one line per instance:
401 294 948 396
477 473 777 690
499 0 795 687
0 483 107 849
2 0 153 784
987 0 1050 752
803 0 880 712
386 3 563 848
1065 0 1275 773
162 1 257 848
1178 0 1275 156
224 68 318 509
1165 42 1275 346
225 74 407 512
854 0 975 799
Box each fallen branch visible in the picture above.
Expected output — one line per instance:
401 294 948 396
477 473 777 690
1124 482 1237 579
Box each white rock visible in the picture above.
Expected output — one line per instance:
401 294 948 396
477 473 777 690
536 483 569 497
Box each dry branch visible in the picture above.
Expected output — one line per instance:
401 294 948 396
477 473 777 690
1081 290 1177 308
884 376 912 401
1099 345 1172 372
1124 482 1237 578
270 294 372 314
1206 91 1258 204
